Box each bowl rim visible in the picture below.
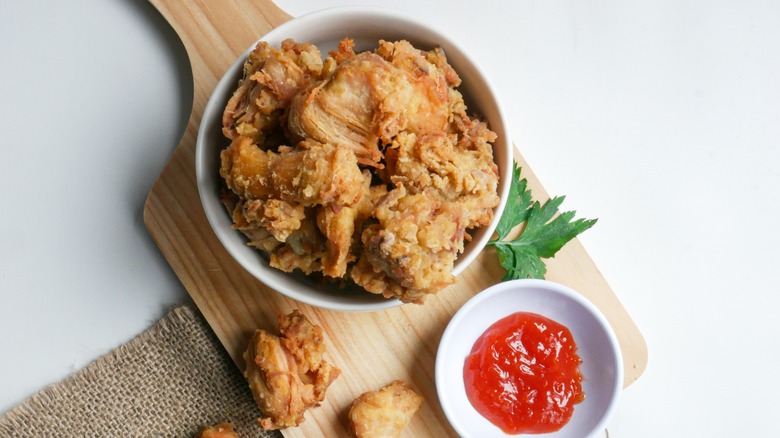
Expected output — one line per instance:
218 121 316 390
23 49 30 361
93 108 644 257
435 279 624 437
195 5 513 311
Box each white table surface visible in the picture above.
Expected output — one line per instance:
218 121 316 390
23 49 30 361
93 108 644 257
2 1 779 436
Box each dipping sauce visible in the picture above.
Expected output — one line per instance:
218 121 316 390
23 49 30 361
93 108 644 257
463 312 584 434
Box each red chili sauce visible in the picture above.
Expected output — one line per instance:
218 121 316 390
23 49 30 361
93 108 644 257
463 312 584 434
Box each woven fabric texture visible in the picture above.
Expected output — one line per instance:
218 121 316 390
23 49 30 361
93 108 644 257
0 305 281 438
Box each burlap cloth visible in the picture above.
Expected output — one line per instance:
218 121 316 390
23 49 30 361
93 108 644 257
0 305 282 438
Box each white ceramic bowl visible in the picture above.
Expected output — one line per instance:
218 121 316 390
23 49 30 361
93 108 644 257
436 280 623 437
196 6 512 311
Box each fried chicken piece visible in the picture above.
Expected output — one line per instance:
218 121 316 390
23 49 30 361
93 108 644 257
270 245 322 274
244 310 341 430
220 136 365 207
449 114 501 228
269 173 376 277
221 137 366 275
351 186 467 303
222 39 329 145
287 52 390 165
390 129 499 228
348 381 424 438
239 198 305 242
220 190 284 253
278 310 340 398
269 213 327 275
374 39 453 133
316 170 374 278
316 204 358 278
287 39 452 166
194 423 239 438
377 40 499 212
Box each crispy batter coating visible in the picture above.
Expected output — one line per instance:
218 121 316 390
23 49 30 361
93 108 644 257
244 310 340 430
241 198 305 242
351 186 464 303
287 52 393 165
348 380 424 438
220 38 500 303
222 39 331 145
269 213 327 275
220 136 365 207
391 126 499 229
374 39 452 133
194 423 239 438
317 171 372 278
288 41 451 167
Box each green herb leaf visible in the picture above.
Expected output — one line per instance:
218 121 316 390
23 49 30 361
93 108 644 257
493 162 533 241
489 164 597 280
494 242 549 280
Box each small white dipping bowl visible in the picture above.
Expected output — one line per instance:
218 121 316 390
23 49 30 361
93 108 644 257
196 6 513 311
436 279 623 437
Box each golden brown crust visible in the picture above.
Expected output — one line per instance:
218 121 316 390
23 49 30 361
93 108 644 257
219 38 500 303
348 380 424 438
194 423 239 438
243 310 340 430
352 186 463 303
220 137 365 207
222 39 327 144
287 52 391 165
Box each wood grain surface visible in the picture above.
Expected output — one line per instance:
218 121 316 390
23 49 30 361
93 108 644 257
143 1 648 436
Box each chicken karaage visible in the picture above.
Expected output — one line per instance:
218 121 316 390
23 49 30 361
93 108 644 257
243 310 340 430
348 380 424 438
220 37 499 303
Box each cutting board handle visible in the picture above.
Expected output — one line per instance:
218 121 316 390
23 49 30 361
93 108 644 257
148 0 291 150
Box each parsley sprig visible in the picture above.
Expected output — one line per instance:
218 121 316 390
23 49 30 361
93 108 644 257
489 163 597 280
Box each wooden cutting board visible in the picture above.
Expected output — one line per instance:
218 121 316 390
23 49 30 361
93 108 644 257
143 1 648 436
